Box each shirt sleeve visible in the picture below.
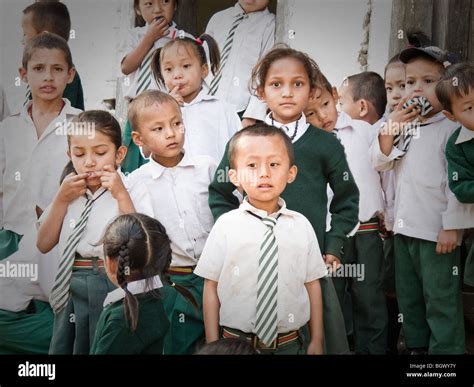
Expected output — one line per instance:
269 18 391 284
194 216 228 282
370 132 404 172
118 27 140 73
304 218 328 283
445 131 474 204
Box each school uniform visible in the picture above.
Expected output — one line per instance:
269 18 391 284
195 198 328 354
330 112 387 354
208 113 360 354
0 99 81 259
205 2 274 120
44 174 152 354
128 152 216 354
90 276 169 354
371 112 465 354
445 125 474 286
181 89 242 163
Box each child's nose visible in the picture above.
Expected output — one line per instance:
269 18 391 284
153 2 162 13
258 164 270 177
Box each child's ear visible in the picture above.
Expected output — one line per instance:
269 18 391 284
256 86 265 101
131 130 144 147
228 168 240 187
331 86 339 101
441 110 456 122
287 165 298 184
19 67 27 84
115 145 128 165
67 67 76 85
201 63 209 80
359 99 369 118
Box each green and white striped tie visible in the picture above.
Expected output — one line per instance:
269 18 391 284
24 85 32 107
136 48 157 96
255 215 279 347
49 197 94 313
208 12 246 96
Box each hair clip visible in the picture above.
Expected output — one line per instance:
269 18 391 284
195 37 203 46
443 60 452 68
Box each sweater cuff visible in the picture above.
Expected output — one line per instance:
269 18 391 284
325 235 345 259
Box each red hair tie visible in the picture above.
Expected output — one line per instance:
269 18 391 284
195 37 203 45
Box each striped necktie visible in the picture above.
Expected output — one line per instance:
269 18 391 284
254 214 279 347
24 85 32 107
136 48 157 96
49 193 98 313
208 12 246 96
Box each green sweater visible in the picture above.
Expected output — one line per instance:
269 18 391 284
209 125 360 258
446 127 474 203
90 293 169 355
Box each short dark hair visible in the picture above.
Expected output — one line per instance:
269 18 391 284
228 124 295 169
22 32 73 70
128 90 181 131
23 2 71 41
384 53 404 79
345 71 387 119
436 62 474 113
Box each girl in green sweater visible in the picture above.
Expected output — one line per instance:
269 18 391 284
208 46 360 354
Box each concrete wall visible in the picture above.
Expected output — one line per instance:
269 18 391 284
276 0 393 88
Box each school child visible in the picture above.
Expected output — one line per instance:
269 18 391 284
196 124 326 354
304 74 388 354
338 71 387 126
152 34 241 163
120 0 187 173
127 90 216 354
208 46 360 354
91 214 177 354
205 0 275 124
21 2 84 110
371 45 466 354
436 62 474 288
0 32 80 261
36 110 151 354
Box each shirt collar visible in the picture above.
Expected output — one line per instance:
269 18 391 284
233 2 269 18
239 196 293 218
264 112 307 132
103 274 163 307
18 98 76 120
419 111 446 126
455 125 474 144
184 88 217 106
146 150 194 179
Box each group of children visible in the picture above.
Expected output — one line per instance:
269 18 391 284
0 0 472 356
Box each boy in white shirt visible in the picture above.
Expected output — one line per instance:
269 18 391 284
205 0 274 123
371 46 465 354
304 75 387 354
128 90 216 354
0 32 80 260
195 124 326 354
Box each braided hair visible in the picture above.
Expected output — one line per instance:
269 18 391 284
102 213 197 332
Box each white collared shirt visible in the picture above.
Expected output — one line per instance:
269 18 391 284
182 89 242 163
103 275 163 306
455 125 474 144
194 197 327 333
0 99 81 236
119 22 180 99
127 152 217 267
371 112 465 243
205 3 275 114
264 113 310 144
335 112 384 222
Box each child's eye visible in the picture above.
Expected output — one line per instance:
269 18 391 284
271 82 280 88
406 80 414 85
306 111 314 117
162 0 170 4
248 163 256 168
183 64 191 69
173 121 182 127
270 162 279 167
323 101 329 107
54 67 64 72
152 127 162 131
96 152 106 156
164 67 172 73
295 81 303 87
385 86 392 92
33 66 43 71
74 154 84 158
400 84 405 90
425 79 434 84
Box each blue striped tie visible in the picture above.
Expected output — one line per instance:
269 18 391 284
255 215 279 347
208 12 246 96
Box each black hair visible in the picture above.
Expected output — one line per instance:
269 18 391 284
384 53 404 79
128 90 181 131
22 32 73 70
23 2 71 41
436 62 474 113
133 0 179 27
102 213 197 332
406 31 432 48
228 123 295 169
345 71 387 119
251 45 323 96
196 338 259 355
68 110 122 150
151 33 220 87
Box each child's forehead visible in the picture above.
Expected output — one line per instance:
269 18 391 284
405 58 443 74
267 57 308 77
162 42 196 62
142 100 181 117
28 48 68 65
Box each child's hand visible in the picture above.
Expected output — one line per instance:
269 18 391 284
170 85 185 106
144 17 170 45
436 229 458 255
384 96 420 133
97 165 128 201
307 339 324 355
56 172 89 204
323 254 341 273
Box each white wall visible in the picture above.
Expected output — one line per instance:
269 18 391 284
0 0 131 113
277 0 393 88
